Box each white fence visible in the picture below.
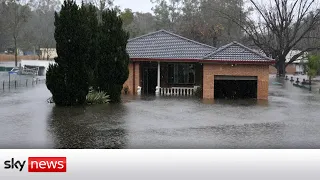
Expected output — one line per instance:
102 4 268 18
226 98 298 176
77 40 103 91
21 66 39 75
160 87 196 96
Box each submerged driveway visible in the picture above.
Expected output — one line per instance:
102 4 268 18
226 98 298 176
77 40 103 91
1 76 320 149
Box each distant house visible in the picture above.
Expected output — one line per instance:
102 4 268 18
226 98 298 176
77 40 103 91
23 51 37 56
124 30 275 100
286 50 308 74
269 50 308 74
40 48 57 60
4 48 24 55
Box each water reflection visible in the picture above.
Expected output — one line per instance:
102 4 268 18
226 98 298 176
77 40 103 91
1 77 320 148
202 98 269 107
186 122 286 149
48 104 128 149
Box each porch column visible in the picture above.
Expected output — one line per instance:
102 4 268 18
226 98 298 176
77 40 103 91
156 61 161 96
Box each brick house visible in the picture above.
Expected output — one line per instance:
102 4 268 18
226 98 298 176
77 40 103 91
124 30 275 100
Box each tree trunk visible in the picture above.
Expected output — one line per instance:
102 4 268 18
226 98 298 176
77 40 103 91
14 37 17 67
47 48 49 60
212 36 217 47
37 45 41 60
277 57 286 77
309 76 312 91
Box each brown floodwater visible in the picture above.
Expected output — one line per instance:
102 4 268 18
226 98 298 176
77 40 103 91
1 76 320 149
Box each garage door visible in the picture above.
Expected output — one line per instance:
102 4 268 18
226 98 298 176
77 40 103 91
214 76 258 99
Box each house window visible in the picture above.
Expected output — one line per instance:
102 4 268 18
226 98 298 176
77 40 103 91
168 63 195 84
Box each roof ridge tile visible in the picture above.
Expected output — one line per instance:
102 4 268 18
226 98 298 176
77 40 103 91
203 41 274 62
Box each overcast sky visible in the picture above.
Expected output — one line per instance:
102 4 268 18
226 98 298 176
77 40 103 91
72 0 154 13
115 0 153 12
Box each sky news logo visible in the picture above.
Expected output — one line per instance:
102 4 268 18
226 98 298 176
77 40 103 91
4 157 67 172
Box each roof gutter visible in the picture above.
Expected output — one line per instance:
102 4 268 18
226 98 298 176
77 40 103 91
199 59 276 65
130 58 276 65
130 58 200 62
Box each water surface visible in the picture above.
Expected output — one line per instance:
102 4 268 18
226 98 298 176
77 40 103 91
1 76 320 149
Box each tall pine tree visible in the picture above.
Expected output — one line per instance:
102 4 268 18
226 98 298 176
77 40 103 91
46 0 89 106
81 3 99 87
95 9 129 102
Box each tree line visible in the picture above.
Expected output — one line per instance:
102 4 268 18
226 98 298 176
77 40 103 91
121 0 247 47
46 0 129 106
1 0 320 76
0 0 60 66
121 0 320 76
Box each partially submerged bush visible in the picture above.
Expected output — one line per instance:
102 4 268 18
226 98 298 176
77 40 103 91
47 97 54 104
47 89 110 105
86 89 110 105
194 86 203 98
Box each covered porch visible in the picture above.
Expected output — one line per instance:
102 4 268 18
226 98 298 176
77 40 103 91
138 61 203 96
124 29 216 97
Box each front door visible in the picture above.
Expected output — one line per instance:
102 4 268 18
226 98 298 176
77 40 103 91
142 62 158 95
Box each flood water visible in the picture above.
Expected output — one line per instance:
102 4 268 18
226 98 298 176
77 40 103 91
1 76 320 149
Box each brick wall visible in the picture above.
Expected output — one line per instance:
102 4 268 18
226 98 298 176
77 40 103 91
123 62 140 95
269 64 296 74
269 66 277 74
134 62 140 93
203 64 269 100
285 64 297 74
0 54 38 62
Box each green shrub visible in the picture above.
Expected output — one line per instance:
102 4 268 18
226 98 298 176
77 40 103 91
94 9 129 103
86 89 110 105
46 64 69 106
46 0 89 106
47 97 54 104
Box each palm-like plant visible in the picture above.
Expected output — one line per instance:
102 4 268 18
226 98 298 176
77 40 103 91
86 88 110 105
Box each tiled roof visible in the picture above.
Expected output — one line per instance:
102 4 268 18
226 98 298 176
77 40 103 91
203 41 274 62
127 30 216 60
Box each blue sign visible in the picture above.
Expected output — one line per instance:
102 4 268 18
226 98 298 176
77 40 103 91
8 71 17 74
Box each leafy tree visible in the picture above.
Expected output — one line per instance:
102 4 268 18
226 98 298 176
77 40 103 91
123 12 156 38
0 0 59 55
197 0 246 46
46 0 89 106
1 0 31 66
29 0 61 59
151 0 182 30
29 0 61 12
120 8 134 27
84 0 114 22
306 55 320 91
95 9 129 102
0 2 9 52
150 0 247 46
